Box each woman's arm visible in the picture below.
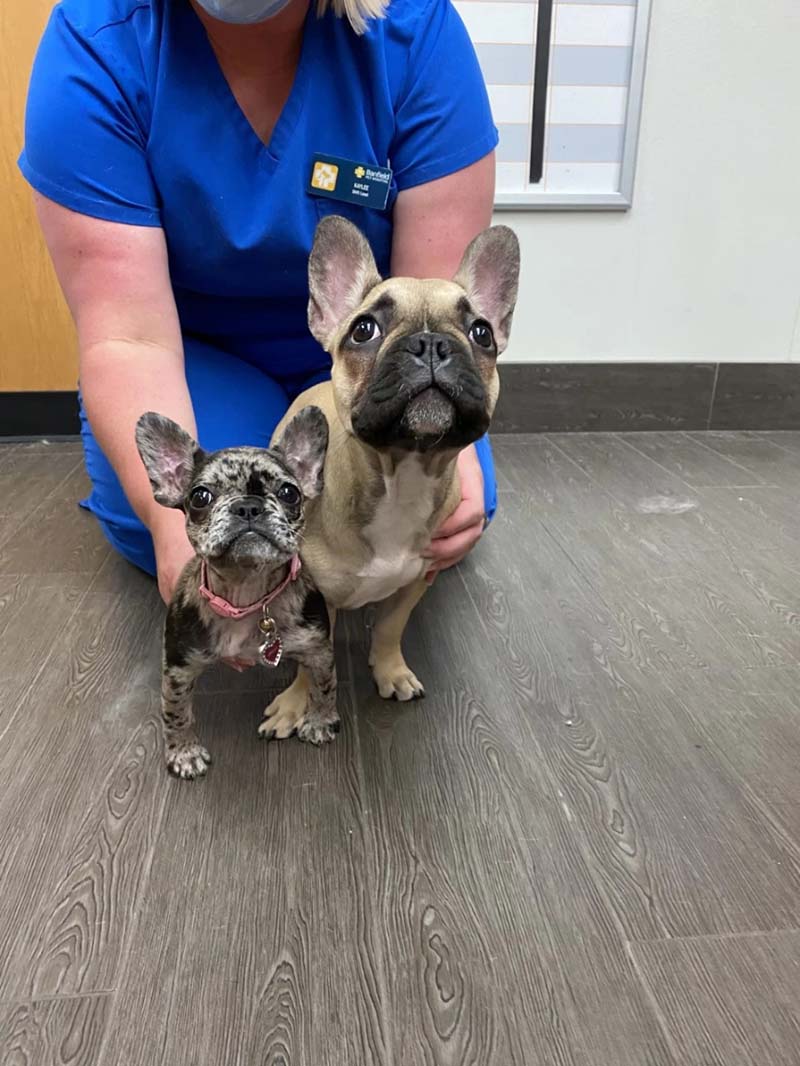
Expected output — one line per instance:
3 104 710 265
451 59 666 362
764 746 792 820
390 152 495 278
34 193 195 600
391 152 496 579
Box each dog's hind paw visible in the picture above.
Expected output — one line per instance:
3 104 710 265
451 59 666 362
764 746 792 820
167 743 212 780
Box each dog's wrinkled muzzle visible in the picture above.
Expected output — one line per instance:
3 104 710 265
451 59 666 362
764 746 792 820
351 334 490 450
204 496 298 568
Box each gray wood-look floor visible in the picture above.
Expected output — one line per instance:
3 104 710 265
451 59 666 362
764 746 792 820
1 431 799 1066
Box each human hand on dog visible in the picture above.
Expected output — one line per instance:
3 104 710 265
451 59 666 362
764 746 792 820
423 444 485 584
154 522 257 672
152 511 195 605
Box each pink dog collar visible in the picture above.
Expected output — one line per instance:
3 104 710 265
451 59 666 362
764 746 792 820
199 555 301 619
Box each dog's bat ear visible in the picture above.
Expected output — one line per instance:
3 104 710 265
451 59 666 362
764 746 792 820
135 412 203 508
307 216 382 350
275 405 329 501
454 225 520 354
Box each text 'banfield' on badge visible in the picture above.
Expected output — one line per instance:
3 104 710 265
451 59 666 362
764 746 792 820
309 155 392 211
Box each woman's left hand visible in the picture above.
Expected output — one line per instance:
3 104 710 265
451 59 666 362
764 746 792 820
423 444 486 584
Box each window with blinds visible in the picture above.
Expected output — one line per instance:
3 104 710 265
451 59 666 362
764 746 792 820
454 0 652 209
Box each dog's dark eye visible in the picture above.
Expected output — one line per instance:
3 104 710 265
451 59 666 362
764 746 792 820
189 486 213 509
276 483 301 508
469 320 494 349
350 316 381 344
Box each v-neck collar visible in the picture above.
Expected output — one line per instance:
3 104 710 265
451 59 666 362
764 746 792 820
183 0 318 173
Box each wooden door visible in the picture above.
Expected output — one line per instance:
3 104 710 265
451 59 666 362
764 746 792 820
0 1 77 391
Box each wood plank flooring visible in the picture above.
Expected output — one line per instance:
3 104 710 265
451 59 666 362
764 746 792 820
0 432 799 1065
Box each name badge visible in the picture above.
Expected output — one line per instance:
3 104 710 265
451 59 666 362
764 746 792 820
308 155 393 211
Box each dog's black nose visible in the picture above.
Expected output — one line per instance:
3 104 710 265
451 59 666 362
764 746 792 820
230 496 264 520
406 332 453 367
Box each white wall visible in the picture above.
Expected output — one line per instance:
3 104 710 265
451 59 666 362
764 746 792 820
497 0 800 364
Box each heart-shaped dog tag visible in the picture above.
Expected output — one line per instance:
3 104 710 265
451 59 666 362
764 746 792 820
259 637 283 668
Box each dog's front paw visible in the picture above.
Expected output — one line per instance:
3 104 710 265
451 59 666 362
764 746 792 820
297 715 340 746
258 681 308 741
371 654 426 701
167 743 212 780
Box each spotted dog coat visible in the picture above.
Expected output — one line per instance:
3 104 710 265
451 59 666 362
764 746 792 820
136 406 337 779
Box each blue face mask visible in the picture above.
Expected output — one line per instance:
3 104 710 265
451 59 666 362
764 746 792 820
194 0 294 23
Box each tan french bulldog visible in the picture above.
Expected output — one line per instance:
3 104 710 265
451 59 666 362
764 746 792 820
262 215 520 739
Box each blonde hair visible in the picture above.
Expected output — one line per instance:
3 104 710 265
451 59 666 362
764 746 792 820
316 0 389 34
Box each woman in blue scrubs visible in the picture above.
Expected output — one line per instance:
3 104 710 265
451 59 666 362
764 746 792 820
21 0 499 603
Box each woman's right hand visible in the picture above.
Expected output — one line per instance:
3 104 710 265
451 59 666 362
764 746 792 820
153 513 253 672
152 513 194 605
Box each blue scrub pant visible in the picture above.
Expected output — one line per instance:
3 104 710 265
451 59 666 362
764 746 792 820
80 338 497 575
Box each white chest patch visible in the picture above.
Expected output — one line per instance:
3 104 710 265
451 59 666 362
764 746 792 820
347 456 438 609
213 616 261 661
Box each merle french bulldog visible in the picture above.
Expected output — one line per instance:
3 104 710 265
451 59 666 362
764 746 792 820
135 405 338 780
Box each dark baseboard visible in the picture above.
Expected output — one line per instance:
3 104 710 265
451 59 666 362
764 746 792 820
708 364 800 430
0 391 80 438
3 365 800 439
493 363 800 433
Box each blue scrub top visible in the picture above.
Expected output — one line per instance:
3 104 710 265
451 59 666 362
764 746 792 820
20 0 498 393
